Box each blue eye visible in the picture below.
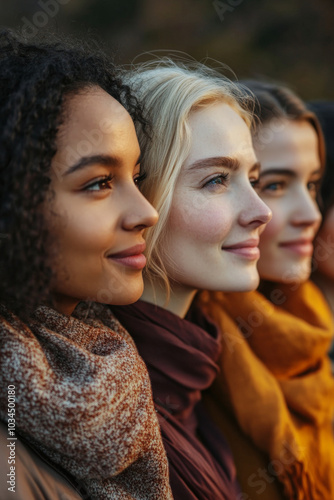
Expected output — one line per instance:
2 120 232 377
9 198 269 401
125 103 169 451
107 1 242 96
204 173 230 188
264 182 285 192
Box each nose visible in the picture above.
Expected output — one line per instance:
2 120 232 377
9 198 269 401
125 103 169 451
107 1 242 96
239 187 272 228
122 184 159 231
291 187 321 228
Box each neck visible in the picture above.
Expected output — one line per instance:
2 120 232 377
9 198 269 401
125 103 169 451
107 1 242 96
312 272 334 316
51 293 78 316
141 279 197 318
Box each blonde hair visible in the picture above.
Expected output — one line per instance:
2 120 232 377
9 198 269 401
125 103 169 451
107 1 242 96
126 59 254 300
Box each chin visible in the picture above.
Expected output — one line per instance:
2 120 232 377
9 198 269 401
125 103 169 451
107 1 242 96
96 278 144 306
116 284 144 305
259 266 311 286
222 272 260 293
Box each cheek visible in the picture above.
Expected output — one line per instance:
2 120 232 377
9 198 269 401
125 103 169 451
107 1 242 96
53 205 115 259
168 194 232 243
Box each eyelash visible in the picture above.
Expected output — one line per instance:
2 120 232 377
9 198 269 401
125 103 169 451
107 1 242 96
203 173 230 188
203 173 259 190
259 179 321 195
84 174 113 191
250 178 259 189
307 180 320 194
262 181 286 192
134 172 147 187
84 172 147 192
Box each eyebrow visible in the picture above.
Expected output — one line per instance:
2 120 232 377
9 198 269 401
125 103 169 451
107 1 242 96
188 156 241 172
259 167 322 178
64 153 142 176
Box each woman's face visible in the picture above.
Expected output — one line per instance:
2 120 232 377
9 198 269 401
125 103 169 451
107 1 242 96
254 119 322 284
314 205 334 281
163 103 272 293
48 87 158 315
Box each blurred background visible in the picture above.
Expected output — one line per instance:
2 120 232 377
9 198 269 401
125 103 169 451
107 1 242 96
1 0 333 99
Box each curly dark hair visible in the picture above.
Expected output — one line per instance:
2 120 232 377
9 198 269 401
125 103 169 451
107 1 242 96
0 28 147 316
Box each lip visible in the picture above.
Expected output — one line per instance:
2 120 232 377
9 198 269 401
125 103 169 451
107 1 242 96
279 238 314 256
108 243 147 270
222 239 260 260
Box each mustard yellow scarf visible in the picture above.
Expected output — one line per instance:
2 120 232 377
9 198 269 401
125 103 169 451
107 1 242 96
197 281 334 500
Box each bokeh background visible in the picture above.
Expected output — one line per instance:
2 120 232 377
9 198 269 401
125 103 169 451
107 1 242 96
1 0 333 99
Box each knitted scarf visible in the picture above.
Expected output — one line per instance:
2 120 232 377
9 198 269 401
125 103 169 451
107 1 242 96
0 302 173 500
196 281 334 500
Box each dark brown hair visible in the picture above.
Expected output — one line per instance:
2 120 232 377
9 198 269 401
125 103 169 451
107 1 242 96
239 79 326 171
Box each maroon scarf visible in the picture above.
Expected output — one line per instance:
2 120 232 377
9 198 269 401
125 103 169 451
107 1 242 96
112 300 241 500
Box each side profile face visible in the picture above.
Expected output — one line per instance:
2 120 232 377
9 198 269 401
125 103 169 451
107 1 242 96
314 205 334 281
254 119 322 284
47 87 158 314
162 102 272 293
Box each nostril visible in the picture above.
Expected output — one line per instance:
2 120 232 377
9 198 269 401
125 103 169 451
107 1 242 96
135 224 148 231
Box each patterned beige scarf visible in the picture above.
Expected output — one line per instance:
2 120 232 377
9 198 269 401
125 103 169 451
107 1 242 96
0 302 173 499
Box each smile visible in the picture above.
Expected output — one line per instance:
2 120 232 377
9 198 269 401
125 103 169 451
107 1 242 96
278 239 314 257
108 243 147 270
222 239 260 260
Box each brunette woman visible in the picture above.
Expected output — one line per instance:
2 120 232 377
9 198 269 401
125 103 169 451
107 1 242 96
111 61 272 499
0 30 173 500
310 101 334 368
197 82 334 499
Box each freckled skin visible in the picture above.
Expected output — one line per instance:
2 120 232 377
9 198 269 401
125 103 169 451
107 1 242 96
254 119 322 284
47 87 158 315
162 103 271 293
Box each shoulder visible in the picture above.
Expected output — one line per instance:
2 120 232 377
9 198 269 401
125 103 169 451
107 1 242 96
0 421 84 500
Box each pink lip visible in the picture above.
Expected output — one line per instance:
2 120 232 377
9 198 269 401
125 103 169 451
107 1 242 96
222 239 260 260
279 239 314 256
108 243 147 270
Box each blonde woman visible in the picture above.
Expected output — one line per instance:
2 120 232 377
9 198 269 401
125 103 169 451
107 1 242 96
111 61 272 500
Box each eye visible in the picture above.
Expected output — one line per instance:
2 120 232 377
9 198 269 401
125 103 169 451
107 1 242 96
203 173 230 189
262 181 286 193
307 179 321 197
84 174 113 191
250 177 259 189
134 172 147 188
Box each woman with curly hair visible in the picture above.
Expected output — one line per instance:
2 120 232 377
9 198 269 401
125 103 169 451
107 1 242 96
111 60 272 499
0 29 173 500
197 82 334 499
